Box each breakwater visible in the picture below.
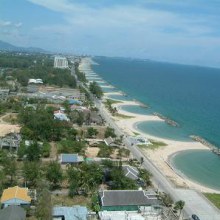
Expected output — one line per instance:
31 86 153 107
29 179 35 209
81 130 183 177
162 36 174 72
190 135 220 156
154 112 179 127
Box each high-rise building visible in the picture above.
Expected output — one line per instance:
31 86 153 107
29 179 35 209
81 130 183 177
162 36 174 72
54 56 68 69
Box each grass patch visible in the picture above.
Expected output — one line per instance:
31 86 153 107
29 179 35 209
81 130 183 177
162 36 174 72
105 99 122 105
51 194 91 207
138 139 167 150
1 113 18 124
114 113 134 119
133 132 140 136
204 193 220 209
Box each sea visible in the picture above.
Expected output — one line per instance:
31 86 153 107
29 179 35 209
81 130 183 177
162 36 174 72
92 56 220 190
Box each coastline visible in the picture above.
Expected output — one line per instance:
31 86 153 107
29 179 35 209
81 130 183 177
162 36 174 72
79 57 220 194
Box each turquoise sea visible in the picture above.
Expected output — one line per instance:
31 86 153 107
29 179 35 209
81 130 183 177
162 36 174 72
92 56 220 190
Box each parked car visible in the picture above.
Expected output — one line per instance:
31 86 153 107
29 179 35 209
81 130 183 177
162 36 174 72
192 214 200 220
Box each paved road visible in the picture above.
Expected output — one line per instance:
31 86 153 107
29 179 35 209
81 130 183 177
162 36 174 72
79 64 220 220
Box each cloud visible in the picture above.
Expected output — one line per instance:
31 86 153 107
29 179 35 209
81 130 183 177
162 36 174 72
0 19 22 28
25 0 220 67
15 22 23 28
0 20 12 27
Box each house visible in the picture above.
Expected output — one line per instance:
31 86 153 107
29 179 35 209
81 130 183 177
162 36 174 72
28 78 43 84
0 88 9 100
122 165 139 180
53 206 88 220
60 154 84 164
54 110 70 121
104 137 116 147
89 111 103 125
0 205 26 220
99 190 160 211
0 133 21 151
0 186 31 208
129 136 151 146
68 99 82 105
99 211 145 220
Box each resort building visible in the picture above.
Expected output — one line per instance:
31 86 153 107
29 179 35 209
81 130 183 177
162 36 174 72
54 56 69 69
99 190 160 211
0 186 31 208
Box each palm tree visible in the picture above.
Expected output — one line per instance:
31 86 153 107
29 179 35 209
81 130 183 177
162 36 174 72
174 200 185 219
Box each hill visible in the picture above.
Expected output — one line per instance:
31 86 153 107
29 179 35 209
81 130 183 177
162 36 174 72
0 40 47 53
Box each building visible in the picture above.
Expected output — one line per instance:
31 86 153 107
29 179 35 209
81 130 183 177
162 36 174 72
122 165 139 180
0 205 26 220
129 136 151 146
0 186 31 208
99 190 160 211
0 133 21 151
54 110 70 121
99 211 145 220
53 206 88 220
0 88 9 100
54 56 69 69
28 78 43 84
60 153 84 164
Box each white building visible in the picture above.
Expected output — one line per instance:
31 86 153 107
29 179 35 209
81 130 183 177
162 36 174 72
54 56 69 69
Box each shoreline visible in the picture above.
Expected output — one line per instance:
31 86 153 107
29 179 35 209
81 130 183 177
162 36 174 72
80 57 220 194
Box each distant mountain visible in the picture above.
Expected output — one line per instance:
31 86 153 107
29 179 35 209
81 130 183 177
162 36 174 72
0 40 47 53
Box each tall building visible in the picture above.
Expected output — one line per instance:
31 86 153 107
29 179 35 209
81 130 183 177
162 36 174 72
54 56 69 69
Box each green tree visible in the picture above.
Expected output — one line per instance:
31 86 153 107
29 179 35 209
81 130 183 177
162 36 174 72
90 193 101 213
87 127 98 138
46 161 63 189
89 81 103 99
26 142 41 161
23 161 40 187
104 127 116 138
41 142 51 158
159 192 173 207
174 200 185 219
3 156 17 185
35 188 52 220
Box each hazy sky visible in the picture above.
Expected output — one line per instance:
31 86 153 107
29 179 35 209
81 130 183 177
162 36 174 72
1 0 220 67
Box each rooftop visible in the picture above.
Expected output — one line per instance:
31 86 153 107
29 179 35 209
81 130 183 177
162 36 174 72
122 165 139 180
0 205 26 220
53 206 88 220
1 186 31 203
99 190 159 207
60 153 84 163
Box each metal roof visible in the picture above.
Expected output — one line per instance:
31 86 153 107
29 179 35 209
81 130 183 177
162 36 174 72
53 206 88 220
0 205 26 220
99 190 159 207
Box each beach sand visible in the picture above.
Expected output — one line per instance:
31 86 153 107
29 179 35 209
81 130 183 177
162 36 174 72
80 57 220 193
111 101 220 193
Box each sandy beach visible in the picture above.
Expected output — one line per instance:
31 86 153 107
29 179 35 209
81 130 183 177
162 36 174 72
110 101 220 193
80 57 220 194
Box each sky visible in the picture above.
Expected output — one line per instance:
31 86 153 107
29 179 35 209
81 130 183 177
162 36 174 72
1 0 220 67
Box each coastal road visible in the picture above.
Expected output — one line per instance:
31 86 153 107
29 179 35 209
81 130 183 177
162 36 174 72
97 100 220 220
79 62 220 220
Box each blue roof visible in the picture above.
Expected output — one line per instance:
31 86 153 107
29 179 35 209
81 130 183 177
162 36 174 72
61 154 78 163
68 99 82 105
53 206 88 220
